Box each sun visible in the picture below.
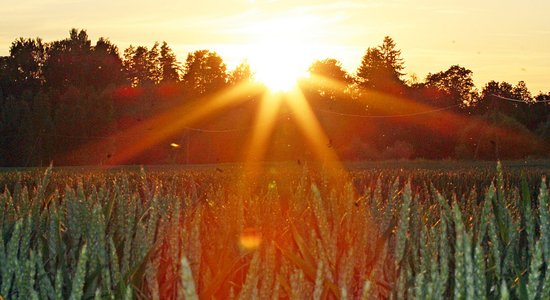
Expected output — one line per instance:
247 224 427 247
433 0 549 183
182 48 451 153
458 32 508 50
248 41 310 92
244 17 322 92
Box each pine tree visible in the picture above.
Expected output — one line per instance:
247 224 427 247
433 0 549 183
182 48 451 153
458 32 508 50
147 42 161 84
159 42 180 83
356 36 405 92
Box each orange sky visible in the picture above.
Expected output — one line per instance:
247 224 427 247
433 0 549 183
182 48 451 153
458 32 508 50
1 0 549 93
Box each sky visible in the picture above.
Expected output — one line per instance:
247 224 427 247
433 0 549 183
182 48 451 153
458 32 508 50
1 0 549 93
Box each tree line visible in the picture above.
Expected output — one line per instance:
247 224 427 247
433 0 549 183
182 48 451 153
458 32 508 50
0 29 549 166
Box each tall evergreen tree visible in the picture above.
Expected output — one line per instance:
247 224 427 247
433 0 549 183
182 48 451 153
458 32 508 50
90 37 125 89
378 36 405 79
147 42 162 84
159 42 180 83
356 36 405 92
123 43 164 86
123 45 152 86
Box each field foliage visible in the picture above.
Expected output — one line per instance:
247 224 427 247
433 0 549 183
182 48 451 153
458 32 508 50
0 162 549 299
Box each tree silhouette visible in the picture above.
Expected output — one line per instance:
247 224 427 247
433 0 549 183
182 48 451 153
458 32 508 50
147 42 162 84
308 58 351 100
356 47 383 88
357 36 405 92
4 38 45 96
228 61 253 86
43 29 93 91
183 50 227 95
378 36 405 78
476 81 528 116
0 28 548 165
536 95 550 141
124 46 147 86
425 65 477 106
0 94 30 165
0 57 8 95
511 81 532 102
123 45 137 85
159 42 181 83
123 44 163 87
90 37 125 89
525 93 550 133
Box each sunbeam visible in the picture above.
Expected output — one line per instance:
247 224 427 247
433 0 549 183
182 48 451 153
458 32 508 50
61 82 265 165
285 88 344 171
245 92 284 162
304 73 545 159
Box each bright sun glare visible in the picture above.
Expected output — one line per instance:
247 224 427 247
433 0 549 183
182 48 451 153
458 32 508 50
245 17 321 92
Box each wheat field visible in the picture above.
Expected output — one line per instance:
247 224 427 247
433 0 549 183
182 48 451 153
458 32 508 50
0 162 548 299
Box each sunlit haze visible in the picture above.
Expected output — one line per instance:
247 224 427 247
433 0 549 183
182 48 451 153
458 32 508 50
1 0 549 92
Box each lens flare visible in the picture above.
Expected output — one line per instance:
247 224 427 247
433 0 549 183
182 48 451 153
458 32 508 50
239 227 262 250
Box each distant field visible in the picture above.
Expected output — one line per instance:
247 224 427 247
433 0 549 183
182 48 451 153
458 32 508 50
0 161 548 299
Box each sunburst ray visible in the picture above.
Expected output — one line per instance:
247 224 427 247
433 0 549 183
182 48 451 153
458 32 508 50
61 81 265 165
